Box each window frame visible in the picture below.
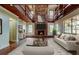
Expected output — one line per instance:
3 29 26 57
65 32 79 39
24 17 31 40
48 10 54 19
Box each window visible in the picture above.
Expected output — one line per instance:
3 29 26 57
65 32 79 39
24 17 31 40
49 25 54 33
72 17 76 34
48 10 54 19
48 23 54 35
38 15 43 22
64 18 71 33
76 15 79 34
64 15 79 34
28 24 33 33
72 15 79 34
55 24 60 34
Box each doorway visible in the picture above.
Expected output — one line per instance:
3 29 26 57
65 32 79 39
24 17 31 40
9 18 17 45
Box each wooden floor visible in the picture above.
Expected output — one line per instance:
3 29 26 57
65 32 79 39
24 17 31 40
0 42 17 55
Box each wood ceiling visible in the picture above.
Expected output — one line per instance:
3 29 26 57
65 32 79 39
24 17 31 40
27 5 48 15
35 5 48 16
27 5 58 22
1 4 77 23
0 4 58 23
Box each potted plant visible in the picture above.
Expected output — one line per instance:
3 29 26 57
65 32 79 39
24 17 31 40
52 28 57 37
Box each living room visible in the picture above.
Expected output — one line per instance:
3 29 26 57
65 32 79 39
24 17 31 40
8 5 79 55
0 4 79 55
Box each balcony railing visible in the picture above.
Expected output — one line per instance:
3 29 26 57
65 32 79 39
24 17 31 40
14 5 33 21
53 4 79 21
14 5 25 16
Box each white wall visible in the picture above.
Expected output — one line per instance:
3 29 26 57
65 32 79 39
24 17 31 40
0 11 9 49
0 6 18 49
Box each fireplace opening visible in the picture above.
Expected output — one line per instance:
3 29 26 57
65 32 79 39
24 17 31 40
38 31 44 35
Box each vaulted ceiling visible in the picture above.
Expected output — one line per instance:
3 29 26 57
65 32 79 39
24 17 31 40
35 5 48 16
0 4 58 23
27 4 58 22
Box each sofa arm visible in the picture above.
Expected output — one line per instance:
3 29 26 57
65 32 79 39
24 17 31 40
66 41 78 50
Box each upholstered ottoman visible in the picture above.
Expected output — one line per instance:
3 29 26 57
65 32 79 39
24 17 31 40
22 46 54 55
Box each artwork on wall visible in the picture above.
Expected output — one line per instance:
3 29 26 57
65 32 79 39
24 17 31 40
0 18 2 34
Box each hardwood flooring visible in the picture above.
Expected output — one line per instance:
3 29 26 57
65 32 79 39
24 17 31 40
0 42 17 55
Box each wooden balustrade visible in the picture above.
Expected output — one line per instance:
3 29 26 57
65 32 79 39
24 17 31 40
53 4 79 22
0 4 32 22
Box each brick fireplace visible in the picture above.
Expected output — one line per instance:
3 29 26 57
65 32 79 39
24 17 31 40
35 23 47 36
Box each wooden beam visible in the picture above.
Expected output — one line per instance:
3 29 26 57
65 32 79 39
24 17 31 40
53 4 79 22
0 4 31 22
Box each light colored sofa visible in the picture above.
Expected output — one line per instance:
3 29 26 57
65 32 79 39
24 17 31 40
54 34 79 51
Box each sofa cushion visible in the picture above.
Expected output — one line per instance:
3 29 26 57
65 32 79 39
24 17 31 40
65 36 76 41
68 36 76 41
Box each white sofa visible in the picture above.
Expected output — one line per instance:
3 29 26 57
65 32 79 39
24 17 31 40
54 34 79 51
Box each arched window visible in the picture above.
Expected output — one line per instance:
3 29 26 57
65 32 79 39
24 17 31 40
48 10 54 19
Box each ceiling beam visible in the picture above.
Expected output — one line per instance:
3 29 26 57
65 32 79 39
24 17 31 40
0 4 31 22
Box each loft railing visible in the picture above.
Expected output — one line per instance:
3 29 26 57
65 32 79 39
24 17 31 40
14 5 25 16
53 4 79 21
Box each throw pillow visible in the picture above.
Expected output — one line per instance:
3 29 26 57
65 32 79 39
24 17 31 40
60 34 65 39
67 36 76 41
58 33 62 38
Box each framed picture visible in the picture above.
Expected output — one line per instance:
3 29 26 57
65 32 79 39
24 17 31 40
0 18 2 34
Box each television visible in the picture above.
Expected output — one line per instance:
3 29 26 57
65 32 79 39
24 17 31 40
36 23 46 30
